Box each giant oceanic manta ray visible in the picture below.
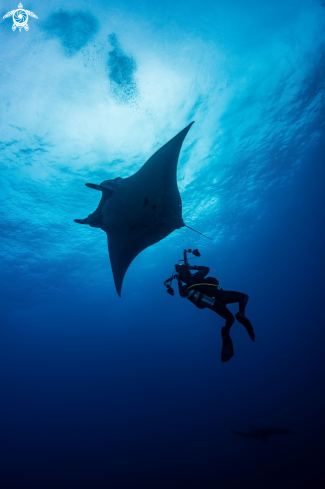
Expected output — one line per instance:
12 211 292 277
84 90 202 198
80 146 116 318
75 122 197 296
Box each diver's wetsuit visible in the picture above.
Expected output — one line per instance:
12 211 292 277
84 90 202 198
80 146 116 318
177 266 248 330
176 264 254 362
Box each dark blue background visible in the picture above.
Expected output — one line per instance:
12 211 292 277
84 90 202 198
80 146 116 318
1 134 325 488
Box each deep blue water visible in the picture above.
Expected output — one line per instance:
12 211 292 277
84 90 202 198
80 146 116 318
1 1 325 488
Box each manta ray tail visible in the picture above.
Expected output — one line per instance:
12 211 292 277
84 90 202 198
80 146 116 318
184 224 213 241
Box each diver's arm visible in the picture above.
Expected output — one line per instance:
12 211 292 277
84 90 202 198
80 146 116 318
176 278 188 298
190 266 210 279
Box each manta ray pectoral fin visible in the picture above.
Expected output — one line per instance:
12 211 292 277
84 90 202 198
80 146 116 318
74 218 89 224
107 222 180 296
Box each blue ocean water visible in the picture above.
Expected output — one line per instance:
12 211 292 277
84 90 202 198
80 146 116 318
1 0 325 487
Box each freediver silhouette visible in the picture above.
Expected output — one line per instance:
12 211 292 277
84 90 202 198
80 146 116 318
164 249 255 362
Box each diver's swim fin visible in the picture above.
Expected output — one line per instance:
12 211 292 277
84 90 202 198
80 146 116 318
235 313 255 342
221 327 234 362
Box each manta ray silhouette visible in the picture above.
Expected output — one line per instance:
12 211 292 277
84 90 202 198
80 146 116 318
75 122 198 296
226 425 296 443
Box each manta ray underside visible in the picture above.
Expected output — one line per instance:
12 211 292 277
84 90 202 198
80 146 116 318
75 122 194 296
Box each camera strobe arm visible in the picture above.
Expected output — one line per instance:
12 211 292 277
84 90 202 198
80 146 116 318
164 276 174 284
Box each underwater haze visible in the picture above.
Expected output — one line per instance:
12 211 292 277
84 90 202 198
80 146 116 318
1 0 325 487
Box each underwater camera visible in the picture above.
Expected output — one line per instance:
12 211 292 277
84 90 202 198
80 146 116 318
163 248 201 296
187 248 200 258
180 248 201 266
165 284 175 296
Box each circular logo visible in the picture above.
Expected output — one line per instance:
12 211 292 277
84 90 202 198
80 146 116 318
13 9 28 27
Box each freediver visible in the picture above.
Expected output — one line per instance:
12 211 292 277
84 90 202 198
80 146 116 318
164 249 255 362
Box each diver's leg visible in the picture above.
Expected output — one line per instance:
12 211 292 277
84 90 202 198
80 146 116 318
213 301 235 330
213 302 235 362
235 311 255 341
217 291 255 342
217 291 248 313
220 326 234 362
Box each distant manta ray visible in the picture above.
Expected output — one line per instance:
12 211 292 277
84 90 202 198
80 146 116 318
75 122 209 296
226 425 296 443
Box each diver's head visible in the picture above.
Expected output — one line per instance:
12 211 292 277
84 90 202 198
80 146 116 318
175 264 191 283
